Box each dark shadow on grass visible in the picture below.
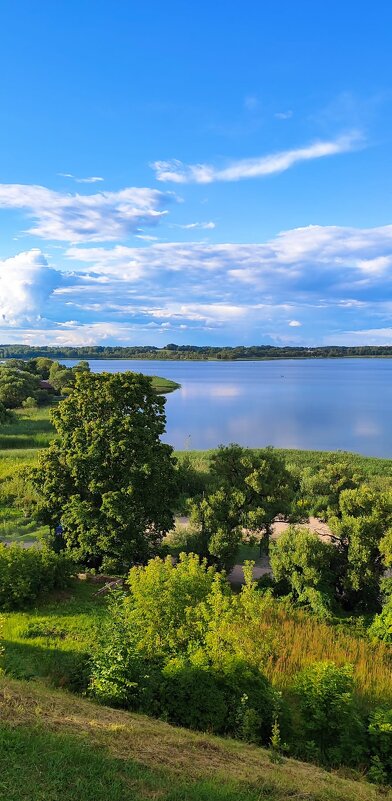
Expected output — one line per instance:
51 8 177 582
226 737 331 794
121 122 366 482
3 639 89 688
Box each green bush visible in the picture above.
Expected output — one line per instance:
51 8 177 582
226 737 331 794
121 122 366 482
22 397 38 409
159 659 228 732
293 661 366 766
0 544 74 610
164 524 206 556
369 585 392 643
368 707 392 783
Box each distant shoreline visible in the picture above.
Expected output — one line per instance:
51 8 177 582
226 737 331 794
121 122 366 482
2 344 392 362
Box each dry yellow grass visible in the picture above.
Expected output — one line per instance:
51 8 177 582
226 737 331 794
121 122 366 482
256 604 392 705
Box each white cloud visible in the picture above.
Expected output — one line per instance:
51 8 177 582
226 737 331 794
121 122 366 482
325 328 392 346
66 222 392 292
58 173 104 183
275 110 293 120
151 132 362 184
3 217 392 345
0 183 170 242
171 221 215 230
0 249 62 324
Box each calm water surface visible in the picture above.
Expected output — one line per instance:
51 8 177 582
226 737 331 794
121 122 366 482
62 359 392 457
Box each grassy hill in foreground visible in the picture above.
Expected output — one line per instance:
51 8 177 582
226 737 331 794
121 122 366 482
1 676 391 801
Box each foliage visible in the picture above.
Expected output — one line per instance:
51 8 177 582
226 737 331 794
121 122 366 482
4 342 392 360
22 396 38 409
300 460 363 520
369 582 392 643
0 402 15 425
189 445 296 569
270 526 334 616
368 707 392 784
90 554 277 741
0 367 41 408
293 661 366 766
0 544 74 610
33 371 178 569
329 486 392 610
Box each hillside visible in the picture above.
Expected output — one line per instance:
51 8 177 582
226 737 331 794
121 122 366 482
1 676 390 801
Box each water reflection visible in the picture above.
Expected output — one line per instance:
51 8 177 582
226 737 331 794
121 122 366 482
62 359 392 457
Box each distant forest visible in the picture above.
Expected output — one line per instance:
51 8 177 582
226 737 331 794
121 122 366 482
1 343 392 360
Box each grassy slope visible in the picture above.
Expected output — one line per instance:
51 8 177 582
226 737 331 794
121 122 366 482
1 676 391 801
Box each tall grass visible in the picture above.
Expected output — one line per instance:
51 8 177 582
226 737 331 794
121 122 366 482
257 603 392 707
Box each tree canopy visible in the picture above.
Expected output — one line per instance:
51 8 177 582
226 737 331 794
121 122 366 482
33 370 178 569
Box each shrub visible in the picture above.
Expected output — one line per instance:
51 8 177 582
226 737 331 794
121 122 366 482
163 524 207 557
293 661 366 766
22 396 38 409
0 544 74 610
369 596 392 643
368 707 392 783
159 659 228 732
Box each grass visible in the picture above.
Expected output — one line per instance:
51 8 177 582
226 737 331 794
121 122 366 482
1 676 391 801
176 448 392 480
2 580 106 685
259 602 392 708
151 375 181 393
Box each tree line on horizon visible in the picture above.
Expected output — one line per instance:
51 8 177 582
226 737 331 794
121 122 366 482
1 343 392 360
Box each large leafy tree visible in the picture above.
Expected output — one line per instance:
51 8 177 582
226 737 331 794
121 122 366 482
34 371 177 570
270 526 334 615
190 445 296 569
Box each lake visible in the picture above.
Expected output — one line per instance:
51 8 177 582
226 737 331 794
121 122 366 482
62 359 392 457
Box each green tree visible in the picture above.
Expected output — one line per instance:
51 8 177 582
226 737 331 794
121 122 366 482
33 371 177 569
329 486 392 609
48 362 75 391
0 366 40 408
190 445 296 569
31 357 55 379
300 460 363 520
0 401 15 424
270 526 334 615
293 661 366 766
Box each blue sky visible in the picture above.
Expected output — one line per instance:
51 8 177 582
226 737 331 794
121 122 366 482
1 0 392 346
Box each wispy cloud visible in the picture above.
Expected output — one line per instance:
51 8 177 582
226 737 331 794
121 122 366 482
275 110 293 120
171 221 215 230
58 173 104 184
151 132 362 184
0 183 171 242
